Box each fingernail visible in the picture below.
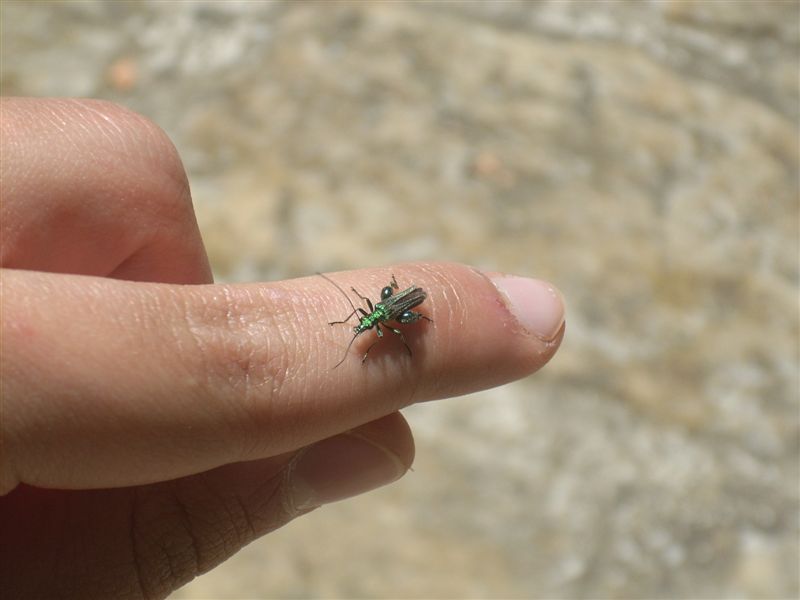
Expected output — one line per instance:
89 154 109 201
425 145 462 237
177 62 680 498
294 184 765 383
285 433 409 512
491 276 565 341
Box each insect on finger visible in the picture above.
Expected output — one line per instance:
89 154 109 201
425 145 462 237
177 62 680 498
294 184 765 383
317 272 432 368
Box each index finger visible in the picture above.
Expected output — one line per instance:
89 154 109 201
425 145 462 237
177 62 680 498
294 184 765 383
2 262 564 491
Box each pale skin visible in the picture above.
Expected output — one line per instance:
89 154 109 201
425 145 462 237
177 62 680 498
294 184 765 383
0 98 565 599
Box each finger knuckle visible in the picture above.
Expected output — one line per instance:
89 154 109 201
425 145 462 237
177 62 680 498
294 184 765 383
69 98 193 223
177 287 298 457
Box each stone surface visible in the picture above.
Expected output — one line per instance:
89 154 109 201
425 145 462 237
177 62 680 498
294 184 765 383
2 1 798 598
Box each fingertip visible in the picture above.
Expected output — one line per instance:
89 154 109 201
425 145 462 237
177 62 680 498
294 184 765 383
489 276 566 342
285 412 415 511
349 411 415 471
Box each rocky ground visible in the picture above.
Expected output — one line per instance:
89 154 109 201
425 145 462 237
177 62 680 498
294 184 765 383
2 1 798 598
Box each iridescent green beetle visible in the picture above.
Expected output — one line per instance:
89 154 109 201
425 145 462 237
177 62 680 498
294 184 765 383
319 273 433 368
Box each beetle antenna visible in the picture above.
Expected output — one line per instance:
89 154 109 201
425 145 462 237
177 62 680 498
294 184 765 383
332 331 360 369
317 272 358 314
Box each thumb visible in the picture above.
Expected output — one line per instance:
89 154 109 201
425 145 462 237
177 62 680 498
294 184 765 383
0 413 413 600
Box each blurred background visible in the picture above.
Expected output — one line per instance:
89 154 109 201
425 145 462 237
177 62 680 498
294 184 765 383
2 1 798 598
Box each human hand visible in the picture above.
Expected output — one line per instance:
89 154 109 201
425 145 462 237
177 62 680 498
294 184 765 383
0 98 565 599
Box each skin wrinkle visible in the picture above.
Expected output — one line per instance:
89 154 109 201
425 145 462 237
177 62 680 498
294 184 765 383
246 294 294 401
129 488 150 600
117 288 190 413
279 446 313 517
416 263 467 400
134 485 205 599
221 285 253 392
434 270 458 366
161 491 202 594
231 493 257 540
343 429 409 478
257 287 312 419
232 461 302 537
181 285 295 462
115 192 193 278
5 105 81 190
52 105 98 160
128 214 195 284
41 104 72 133
109 279 149 331
181 287 258 460
268 321 307 449
69 98 126 138
181 477 238 571
66 99 149 163
145 172 194 228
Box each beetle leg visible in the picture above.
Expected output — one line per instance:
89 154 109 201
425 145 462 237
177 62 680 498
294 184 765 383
386 326 413 357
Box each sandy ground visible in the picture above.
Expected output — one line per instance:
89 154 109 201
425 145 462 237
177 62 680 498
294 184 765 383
2 1 798 598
